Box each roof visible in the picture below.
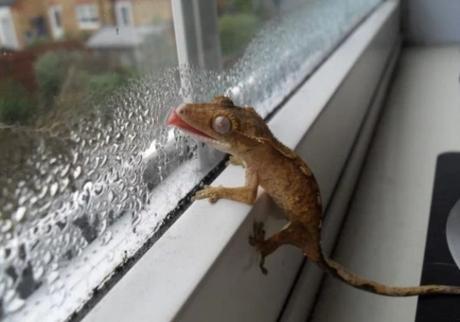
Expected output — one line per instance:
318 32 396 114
0 0 15 6
86 25 166 49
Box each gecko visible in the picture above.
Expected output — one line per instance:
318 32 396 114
166 95 460 296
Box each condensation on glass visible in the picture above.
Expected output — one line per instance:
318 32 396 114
0 0 381 321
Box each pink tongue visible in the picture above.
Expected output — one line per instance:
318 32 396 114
166 109 211 138
166 109 182 127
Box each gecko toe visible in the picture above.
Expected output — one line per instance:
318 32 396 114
193 186 221 203
254 222 266 238
249 221 266 248
209 194 219 203
259 256 268 275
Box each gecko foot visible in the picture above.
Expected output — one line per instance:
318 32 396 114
249 222 269 274
249 222 265 247
193 186 220 203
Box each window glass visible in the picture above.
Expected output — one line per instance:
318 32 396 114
115 1 134 27
0 8 19 49
76 4 100 29
217 0 277 67
0 0 382 321
49 6 64 40
0 0 178 321
54 10 62 28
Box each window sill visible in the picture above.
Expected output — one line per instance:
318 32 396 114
78 22 101 30
83 2 400 322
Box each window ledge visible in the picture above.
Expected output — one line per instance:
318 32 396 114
78 22 101 30
83 2 399 322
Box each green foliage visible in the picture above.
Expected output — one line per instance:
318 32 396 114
26 36 52 49
234 0 253 13
0 80 34 124
88 72 129 101
220 0 254 14
34 50 134 114
219 13 260 58
34 50 84 107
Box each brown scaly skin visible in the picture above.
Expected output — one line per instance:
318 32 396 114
167 96 460 296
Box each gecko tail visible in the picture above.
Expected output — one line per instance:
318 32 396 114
318 254 460 296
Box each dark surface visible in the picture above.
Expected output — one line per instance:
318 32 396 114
415 153 460 322
0 0 15 7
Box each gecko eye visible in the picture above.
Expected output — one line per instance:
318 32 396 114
212 115 232 134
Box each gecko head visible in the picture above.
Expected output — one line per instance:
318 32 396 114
166 96 271 154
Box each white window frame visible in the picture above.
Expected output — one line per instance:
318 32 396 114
75 3 100 30
0 6 19 49
48 4 64 40
115 0 134 27
82 2 401 322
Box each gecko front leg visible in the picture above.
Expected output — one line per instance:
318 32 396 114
194 167 258 205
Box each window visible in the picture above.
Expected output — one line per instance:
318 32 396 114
115 1 134 27
30 16 47 38
0 0 383 321
0 7 18 49
0 0 177 320
48 5 64 40
76 4 100 30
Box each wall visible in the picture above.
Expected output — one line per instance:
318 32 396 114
132 0 172 25
403 0 460 44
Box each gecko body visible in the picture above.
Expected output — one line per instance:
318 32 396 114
167 96 460 296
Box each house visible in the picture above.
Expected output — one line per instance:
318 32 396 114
112 0 172 28
0 0 172 50
45 0 116 40
0 0 47 49
86 0 174 69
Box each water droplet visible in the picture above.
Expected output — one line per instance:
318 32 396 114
101 231 112 245
48 271 60 284
93 183 104 196
4 289 15 302
61 177 70 191
4 296 25 313
0 280 6 297
12 207 26 222
60 164 71 177
50 182 59 197
77 190 90 207
43 251 52 264
34 265 45 280
107 190 115 202
73 166 82 179
1 220 13 233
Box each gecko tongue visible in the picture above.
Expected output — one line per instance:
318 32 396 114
166 108 211 139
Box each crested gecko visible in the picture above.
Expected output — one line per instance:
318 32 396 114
167 96 460 296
